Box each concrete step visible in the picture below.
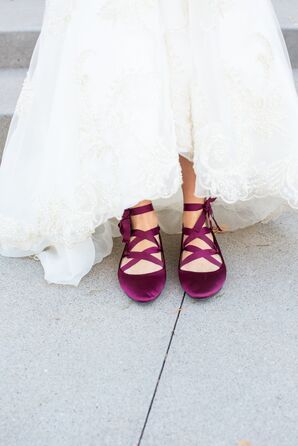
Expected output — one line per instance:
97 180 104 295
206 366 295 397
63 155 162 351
0 67 298 159
0 0 44 69
273 0 298 68
0 68 27 157
0 0 298 68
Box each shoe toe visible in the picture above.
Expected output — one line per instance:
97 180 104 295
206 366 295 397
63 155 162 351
179 263 226 299
118 269 166 302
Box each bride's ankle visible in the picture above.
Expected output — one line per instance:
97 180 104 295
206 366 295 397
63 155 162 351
131 212 158 230
130 203 158 230
183 199 205 228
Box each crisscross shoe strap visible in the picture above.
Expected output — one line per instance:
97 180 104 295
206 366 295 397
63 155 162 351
118 204 163 273
181 199 222 269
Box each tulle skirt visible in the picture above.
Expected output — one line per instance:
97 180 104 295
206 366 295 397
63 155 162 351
0 0 298 285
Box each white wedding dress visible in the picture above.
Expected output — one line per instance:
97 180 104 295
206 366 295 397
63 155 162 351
1 0 298 285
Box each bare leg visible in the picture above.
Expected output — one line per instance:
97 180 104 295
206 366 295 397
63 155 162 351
131 200 158 230
179 155 221 272
120 156 221 275
179 155 204 227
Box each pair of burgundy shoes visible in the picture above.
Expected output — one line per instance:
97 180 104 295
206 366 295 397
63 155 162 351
118 199 226 302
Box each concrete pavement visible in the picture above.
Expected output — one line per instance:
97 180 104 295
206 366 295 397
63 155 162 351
1 211 298 445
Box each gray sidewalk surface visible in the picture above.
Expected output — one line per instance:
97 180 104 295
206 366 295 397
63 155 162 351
1 212 298 446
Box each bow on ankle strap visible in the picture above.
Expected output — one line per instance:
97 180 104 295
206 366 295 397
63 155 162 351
118 209 132 243
118 203 155 243
203 198 222 233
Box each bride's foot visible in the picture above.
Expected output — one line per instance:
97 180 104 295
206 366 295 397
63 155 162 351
120 205 161 275
182 201 222 273
178 198 227 298
118 203 166 302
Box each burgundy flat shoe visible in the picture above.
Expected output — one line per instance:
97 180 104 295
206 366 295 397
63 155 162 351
178 198 227 299
118 203 166 302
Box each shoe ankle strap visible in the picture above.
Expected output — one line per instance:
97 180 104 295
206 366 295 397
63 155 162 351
119 203 155 243
183 198 222 233
184 203 204 212
129 203 154 216
184 198 217 212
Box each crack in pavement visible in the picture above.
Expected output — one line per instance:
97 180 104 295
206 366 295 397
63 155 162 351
137 292 186 445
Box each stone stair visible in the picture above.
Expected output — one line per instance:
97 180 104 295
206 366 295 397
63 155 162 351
0 0 298 158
